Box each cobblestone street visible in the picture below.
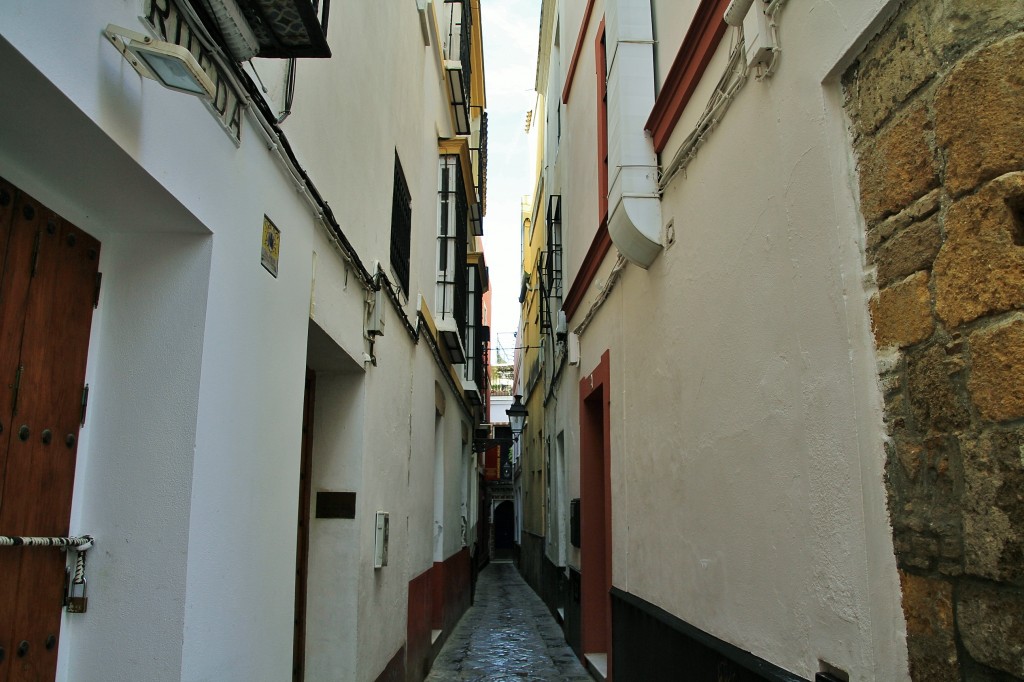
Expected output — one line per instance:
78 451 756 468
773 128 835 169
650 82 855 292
426 562 593 681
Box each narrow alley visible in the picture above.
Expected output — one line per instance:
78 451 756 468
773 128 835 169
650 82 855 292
426 563 592 682
1 1 1023 681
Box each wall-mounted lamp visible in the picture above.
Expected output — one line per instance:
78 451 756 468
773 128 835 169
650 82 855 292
506 394 528 442
104 24 215 99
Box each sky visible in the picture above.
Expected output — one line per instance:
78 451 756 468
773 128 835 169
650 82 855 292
479 0 542 364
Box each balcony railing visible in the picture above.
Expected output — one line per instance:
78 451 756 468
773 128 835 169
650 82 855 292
470 109 488 220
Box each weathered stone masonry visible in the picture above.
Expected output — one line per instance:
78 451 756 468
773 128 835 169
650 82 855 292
844 1 1024 680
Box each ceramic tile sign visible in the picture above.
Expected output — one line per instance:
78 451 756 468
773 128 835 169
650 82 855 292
261 215 281 277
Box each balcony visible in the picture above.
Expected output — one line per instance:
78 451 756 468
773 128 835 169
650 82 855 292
469 109 487 233
191 0 331 60
463 256 488 403
436 155 469 364
441 0 473 134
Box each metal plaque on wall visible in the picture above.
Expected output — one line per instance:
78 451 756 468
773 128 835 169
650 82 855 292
261 215 280 277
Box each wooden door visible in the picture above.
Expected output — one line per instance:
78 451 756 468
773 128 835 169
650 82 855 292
0 177 100 681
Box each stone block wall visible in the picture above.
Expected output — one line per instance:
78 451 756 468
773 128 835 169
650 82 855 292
843 1 1024 679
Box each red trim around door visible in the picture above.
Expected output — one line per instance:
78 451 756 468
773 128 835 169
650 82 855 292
562 219 612 323
579 350 612 678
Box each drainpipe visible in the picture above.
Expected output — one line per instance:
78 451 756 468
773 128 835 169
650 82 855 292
605 0 662 268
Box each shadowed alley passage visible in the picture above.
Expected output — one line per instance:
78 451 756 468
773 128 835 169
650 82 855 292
426 562 593 681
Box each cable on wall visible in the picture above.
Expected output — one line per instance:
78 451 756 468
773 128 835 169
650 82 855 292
572 252 629 337
658 28 748 192
659 0 789 191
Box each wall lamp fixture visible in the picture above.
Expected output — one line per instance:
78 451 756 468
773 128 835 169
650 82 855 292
506 395 528 442
104 24 215 99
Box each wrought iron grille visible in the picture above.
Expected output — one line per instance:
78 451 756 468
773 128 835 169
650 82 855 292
463 267 488 390
391 152 412 295
443 1 472 100
437 157 468 343
473 110 488 212
540 194 563 333
546 194 562 299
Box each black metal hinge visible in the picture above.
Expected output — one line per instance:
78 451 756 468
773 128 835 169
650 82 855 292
30 231 41 277
80 384 89 426
93 272 102 309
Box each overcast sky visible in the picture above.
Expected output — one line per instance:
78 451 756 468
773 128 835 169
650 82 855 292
479 0 541 364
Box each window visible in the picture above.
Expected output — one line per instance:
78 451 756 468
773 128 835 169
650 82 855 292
390 151 412 295
436 155 468 337
464 263 482 386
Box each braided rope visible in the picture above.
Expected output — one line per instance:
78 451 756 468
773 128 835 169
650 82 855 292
73 546 87 585
0 534 94 550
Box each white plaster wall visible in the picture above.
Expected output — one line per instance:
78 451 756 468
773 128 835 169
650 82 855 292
559 0 603 285
0 4 308 678
546 1 909 679
408 357 441 579
304 356 365 682
356 325 417 679
64 232 213 682
280 0 453 311
489 395 512 423
1 2 480 680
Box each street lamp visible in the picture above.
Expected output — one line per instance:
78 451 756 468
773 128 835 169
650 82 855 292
104 25 215 100
506 394 528 441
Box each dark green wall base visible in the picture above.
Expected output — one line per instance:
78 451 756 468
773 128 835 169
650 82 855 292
610 588 807 682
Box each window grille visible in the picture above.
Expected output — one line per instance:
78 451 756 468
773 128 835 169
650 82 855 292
540 194 563 334
464 265 481 385
436 156 468 342
391 152 412 295
442 0 473 101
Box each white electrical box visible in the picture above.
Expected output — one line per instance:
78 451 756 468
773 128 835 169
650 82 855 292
374 511 389 568
555 310 568 339
368 286 385 336
743 0 774 70
568 332 580 366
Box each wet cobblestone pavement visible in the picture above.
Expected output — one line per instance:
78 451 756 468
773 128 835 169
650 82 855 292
426 562 593 681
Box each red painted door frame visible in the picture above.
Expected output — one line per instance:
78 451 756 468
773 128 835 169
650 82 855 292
579 350 612 676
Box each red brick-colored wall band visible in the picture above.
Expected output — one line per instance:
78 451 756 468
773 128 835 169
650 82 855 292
407 567 434 681
407 549 472 681
437 548 472 635
645 0 732 153
562 0 597 104
562 219 612 322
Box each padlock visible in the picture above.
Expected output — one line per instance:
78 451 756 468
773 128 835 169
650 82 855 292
66 579 88 614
